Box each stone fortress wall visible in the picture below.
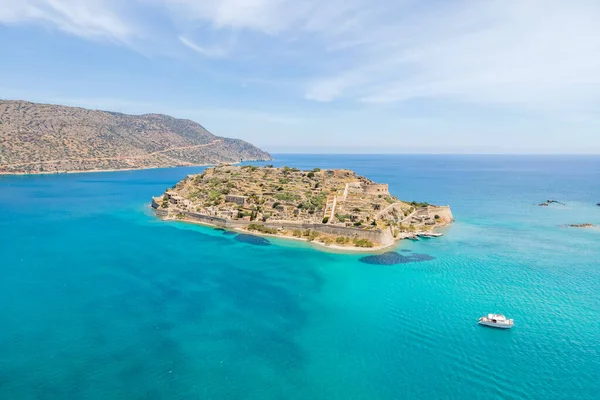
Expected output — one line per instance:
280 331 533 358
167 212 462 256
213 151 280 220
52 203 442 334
152 204 395 245
362 184 389 196
426 205 454 222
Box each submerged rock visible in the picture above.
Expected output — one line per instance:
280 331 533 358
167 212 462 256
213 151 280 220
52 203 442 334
359 251 435 265
538 199 565 206
222 230 237 236
235 234 271 246
561 223 596 228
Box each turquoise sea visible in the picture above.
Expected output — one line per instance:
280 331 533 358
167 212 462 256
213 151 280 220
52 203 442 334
1 155 599 399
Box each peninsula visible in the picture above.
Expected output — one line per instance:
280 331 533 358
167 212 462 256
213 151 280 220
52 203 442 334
0 100 271 174
152 165 453 251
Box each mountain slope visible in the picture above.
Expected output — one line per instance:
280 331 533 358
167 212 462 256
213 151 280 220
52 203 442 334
0 100 271 174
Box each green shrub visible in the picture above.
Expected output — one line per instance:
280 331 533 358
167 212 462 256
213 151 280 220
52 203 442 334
322 237 333 245
335 236 348 244
335 213 351 223
322 216 329 224
292 230 302 237
353 238 374 248
275 192 300 202
208 190 221 200
307 172 315 178
247 224 277 234
307 231 320 241
353 221 362 227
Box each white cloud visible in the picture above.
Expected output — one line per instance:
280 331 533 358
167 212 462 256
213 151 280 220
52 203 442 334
301 1 600 109
0 0 138 43
3 0 600 114
147 0 600 112
178 35 230 58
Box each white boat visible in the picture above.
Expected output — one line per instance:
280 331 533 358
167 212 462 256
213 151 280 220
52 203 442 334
478 314 514 329
418 232 443 238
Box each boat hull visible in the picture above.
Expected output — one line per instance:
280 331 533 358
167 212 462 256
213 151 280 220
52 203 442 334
478 321 513 329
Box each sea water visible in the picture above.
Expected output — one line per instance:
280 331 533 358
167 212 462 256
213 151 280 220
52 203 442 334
0 155 598 399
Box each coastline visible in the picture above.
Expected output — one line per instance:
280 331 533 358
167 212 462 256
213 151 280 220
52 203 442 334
162 214 413 254
0 158 272 176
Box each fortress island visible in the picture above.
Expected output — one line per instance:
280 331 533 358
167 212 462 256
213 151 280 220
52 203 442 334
151 165 453 251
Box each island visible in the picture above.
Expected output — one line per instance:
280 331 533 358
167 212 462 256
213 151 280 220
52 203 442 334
151 165 453 251
0 100 271 174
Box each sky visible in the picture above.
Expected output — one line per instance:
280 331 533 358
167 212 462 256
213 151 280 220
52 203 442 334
1 0 600 154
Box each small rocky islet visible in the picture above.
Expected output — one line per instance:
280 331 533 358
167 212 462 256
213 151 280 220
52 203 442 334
561 223 596 229
537 199 565 207
152 165 453 251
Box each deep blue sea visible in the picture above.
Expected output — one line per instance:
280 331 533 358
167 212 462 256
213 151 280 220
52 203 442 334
1 155 599 399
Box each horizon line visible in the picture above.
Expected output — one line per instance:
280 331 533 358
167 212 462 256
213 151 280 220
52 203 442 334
267 152 600 156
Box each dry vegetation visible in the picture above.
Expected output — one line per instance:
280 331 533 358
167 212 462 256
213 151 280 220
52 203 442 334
0 100 271 174
156 165 453 248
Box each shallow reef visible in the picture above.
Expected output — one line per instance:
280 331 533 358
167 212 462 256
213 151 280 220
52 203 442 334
359 251 435 265
235 234 271 246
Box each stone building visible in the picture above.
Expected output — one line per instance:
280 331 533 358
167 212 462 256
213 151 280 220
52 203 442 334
225 195 248 206
363 184 389 196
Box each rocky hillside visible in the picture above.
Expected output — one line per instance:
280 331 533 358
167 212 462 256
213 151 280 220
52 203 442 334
0 100 271 174
156 165 453 229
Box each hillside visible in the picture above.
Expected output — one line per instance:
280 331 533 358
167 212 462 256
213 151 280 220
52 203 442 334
0 100 271 174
